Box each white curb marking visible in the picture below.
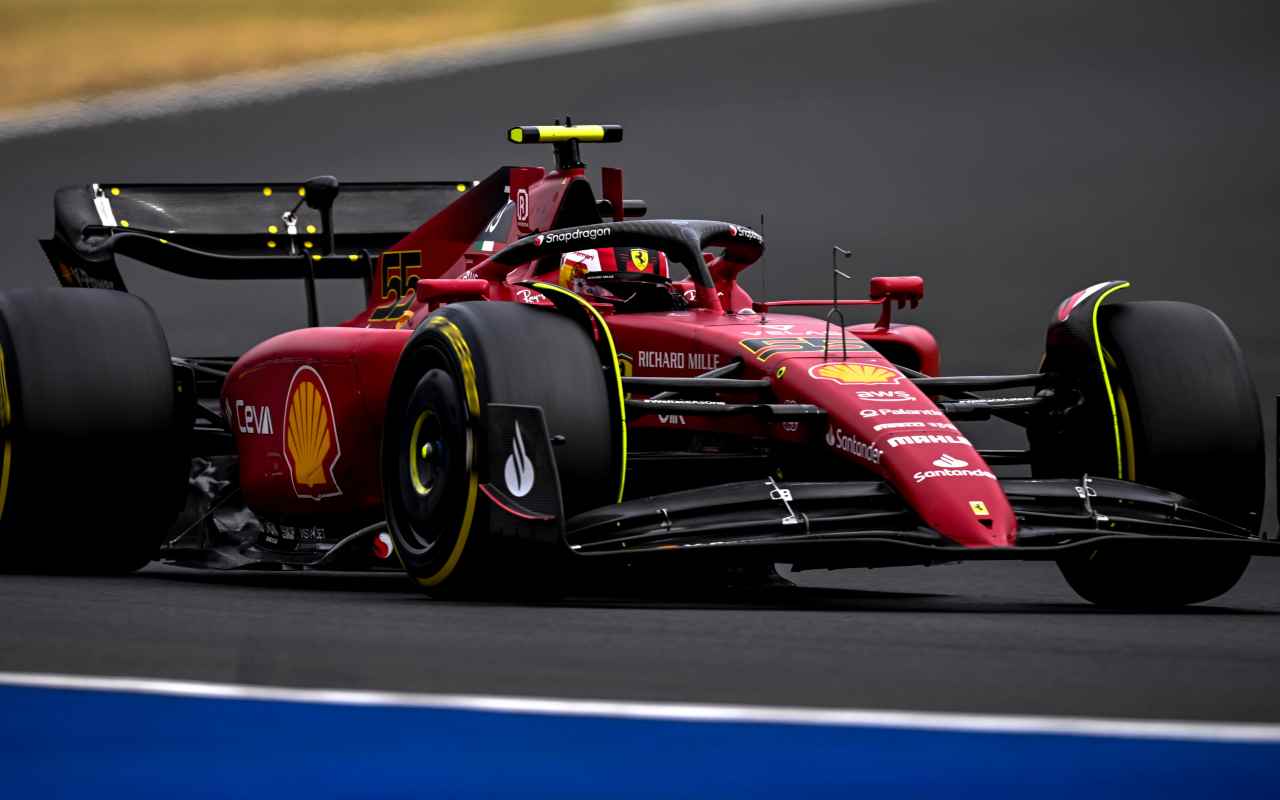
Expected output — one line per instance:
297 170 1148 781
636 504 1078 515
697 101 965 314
2 670 1279 743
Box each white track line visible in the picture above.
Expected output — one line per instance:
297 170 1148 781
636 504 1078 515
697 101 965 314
2 670 1279 743
0 0 925 143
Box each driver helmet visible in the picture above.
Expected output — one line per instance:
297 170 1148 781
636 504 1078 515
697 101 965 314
549 247 670 289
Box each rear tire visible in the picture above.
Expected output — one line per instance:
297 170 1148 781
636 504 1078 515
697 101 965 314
0 288 186 573
382 302 619 598
1041 300 1262 607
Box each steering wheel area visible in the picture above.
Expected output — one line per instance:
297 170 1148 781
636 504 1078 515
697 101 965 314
578 271 687 312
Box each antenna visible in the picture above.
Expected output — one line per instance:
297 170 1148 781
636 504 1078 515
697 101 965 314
759 212 767 323
823 246 852 361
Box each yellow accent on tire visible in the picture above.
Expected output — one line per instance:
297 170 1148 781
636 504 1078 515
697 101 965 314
1090 282 1130 478
1102 349 1137 481
417 472 478 588
427 317 480 415
415 315 481 588
1115 382 1137 481
530 281 628 503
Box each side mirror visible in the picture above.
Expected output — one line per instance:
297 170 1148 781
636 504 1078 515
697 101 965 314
869 275 924 308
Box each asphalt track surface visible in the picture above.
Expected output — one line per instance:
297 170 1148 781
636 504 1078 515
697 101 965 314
1 0 1279 722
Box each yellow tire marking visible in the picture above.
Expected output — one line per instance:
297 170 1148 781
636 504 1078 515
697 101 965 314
417 473 477 588
1090 282 1130 478
416 316 481 588
427 317 480 415
531 282 628 503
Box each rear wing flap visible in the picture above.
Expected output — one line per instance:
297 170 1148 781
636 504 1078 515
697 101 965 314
42 180 475 290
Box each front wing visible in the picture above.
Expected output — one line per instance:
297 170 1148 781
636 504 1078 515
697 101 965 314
563 477 1280 570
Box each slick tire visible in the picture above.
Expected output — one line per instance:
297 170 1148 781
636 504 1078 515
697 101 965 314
382 301 619 599
0 288 186 573
1049 301 1261 607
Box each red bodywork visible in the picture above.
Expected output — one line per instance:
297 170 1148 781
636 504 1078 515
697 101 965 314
223 161 1015 549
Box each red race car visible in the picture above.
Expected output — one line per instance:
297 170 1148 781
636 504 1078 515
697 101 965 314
4 123 1275 605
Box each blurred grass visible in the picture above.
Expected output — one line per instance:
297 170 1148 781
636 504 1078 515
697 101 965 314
0 0 642 110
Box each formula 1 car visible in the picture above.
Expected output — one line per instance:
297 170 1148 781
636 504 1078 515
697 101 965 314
3 123 1275 606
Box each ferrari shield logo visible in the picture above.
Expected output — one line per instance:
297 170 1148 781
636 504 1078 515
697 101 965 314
969 500 990 516
630 248 650 271
283 366 342 499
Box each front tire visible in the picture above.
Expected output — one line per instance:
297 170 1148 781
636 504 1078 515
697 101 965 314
1040 300 1262 607
382 302 620 598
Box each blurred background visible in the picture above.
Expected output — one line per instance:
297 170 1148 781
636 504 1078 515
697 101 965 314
0 0 652 110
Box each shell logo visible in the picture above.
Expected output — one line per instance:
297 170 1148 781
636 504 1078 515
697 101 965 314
808 363 903 385
283 366 342 499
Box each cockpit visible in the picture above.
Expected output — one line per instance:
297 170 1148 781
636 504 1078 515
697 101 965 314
537 247 685 312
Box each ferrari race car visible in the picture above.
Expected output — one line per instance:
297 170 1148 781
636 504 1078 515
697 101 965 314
3 123 1276 606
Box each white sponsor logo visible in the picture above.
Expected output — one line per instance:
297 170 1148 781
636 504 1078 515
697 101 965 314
540 226 612 245
728 224 763 244
515 288 545 304
637 351 721 371
503 421 535 498
912 467 997 484
933 454 968 468
657 415 687 425
886 434 971 449
857 390 916 403
231 399 274 435
860 408 945 419
825 426 882 464
927 422 960 431
737 323 830 338
782 399 799 433
873 421 926 432
645 398 723 406
515 188 530 224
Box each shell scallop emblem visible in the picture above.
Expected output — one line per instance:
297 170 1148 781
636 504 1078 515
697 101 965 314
808 363 903 385
283 366 342 499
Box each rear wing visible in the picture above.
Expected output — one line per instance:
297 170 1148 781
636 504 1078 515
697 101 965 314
40 179 475 292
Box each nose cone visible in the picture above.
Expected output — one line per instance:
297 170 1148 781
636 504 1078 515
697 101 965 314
761 345 1017 547
877 434 1014 546
901 464 1016 547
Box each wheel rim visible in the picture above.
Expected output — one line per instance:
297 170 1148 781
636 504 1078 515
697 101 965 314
408 410 444 497
395 367 467 556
